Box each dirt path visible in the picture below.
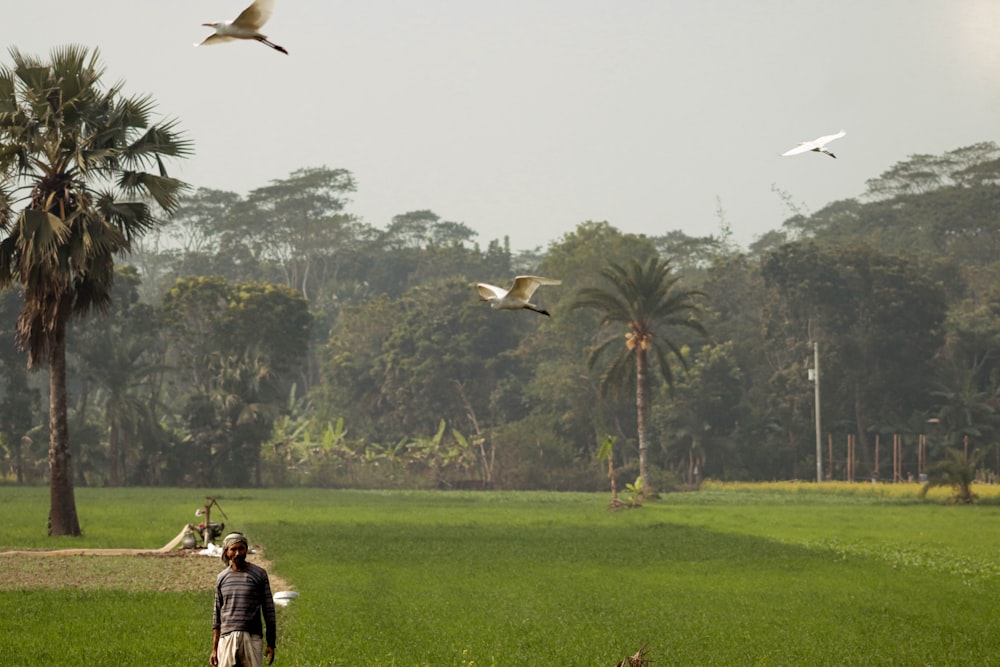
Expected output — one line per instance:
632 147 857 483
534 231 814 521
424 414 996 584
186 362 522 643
0 534 292 593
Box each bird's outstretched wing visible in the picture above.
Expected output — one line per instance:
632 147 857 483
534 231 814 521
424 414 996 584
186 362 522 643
196 34 238 47
814 129 846 146
233 0 275 31
477 283 505 300
782 130 846 156
508 276 561 300
781 142 816 157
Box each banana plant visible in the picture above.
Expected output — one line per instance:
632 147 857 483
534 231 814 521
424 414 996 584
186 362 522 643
597 435 622 508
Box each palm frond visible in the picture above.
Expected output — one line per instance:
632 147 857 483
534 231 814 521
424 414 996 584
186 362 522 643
599 351 636 398
572 286 631 325
110 92 157 131
13 66 53 120
7 46 42 70
125 118 195 164
0 234 17 286
71 254 115 315
650 340 681 392
70 209 127 261
574 255 707 397
48 44 103 83
0 69 16 114
115 171 189 214
0 45 190 363
18 208 70 262
96 194 156 245
586 333 629 371
0 184 13 232
920 447 986 504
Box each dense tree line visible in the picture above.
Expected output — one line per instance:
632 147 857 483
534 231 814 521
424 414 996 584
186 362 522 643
4 49 1000 500
5 143 1000 491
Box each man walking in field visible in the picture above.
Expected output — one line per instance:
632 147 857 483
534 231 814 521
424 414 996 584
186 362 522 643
211 532 277 666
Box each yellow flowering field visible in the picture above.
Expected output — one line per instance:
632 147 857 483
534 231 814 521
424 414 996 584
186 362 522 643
701 478 1000 501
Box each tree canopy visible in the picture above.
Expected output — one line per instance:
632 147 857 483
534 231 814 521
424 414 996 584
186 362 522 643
3 80 1000 498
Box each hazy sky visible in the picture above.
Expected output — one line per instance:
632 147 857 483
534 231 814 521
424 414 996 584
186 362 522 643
5 1 999 251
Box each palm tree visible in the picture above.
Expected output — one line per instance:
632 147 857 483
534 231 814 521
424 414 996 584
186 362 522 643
0 46 191 535
185 350 277 487
930 378 996 454
572 257 706 492
920 447 986 504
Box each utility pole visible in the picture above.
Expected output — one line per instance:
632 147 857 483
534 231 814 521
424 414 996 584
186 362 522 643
813 341 822 482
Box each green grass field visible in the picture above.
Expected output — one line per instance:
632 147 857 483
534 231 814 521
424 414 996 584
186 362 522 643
2 485 999 666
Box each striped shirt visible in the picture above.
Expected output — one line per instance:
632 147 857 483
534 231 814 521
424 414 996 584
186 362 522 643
213 562 277 649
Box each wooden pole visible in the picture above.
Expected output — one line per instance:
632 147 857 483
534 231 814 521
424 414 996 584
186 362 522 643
901 435 904 481
892 435 899 483
813 342 823 483
828 434 833 481
894 434 901 482
918 435 925 476
892 433 899 482
845 435 849 482
847 434 855 482
900 435 904 481
874 434 880 481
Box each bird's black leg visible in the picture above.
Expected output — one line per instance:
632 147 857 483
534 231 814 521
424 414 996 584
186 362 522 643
257 37 289 54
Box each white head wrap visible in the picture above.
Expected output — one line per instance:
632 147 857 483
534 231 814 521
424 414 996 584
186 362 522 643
221 532 248 565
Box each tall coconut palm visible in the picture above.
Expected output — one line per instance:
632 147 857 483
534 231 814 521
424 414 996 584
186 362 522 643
572 257 706 492
0 46 191 535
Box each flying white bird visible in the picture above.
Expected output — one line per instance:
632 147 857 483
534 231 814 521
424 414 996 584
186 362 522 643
477 276 561 317
781 130 846 159
196 0 289 55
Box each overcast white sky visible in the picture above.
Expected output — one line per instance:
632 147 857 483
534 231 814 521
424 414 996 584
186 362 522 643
5 1 999 251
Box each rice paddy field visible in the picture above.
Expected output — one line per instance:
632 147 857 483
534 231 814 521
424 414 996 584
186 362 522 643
2 483 999 666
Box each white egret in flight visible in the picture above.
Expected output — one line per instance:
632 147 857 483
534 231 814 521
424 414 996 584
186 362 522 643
477 276 561 317
197 0 289 55
781 130 846 159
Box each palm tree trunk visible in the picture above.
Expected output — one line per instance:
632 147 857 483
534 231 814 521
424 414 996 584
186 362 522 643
255 443 263 487
48 317 81 536
854 388 872 473
635 347 651 491
14 439 23 484
107 399 123 487
688 441 695 485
